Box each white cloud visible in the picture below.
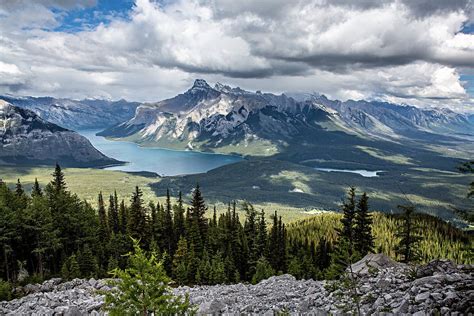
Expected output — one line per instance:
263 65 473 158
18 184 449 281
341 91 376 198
0 0 472 111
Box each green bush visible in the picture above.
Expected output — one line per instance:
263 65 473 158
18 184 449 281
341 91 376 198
0 280 12 301
103 238 195 315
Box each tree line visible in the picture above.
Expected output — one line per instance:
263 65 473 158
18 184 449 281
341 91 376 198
1 164 465 291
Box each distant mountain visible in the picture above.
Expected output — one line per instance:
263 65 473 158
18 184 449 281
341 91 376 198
99 79 474 155
0 100 119 167
0 95 139 130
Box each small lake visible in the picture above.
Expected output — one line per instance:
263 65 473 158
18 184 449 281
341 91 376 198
315 168 383 178
79 130 243 176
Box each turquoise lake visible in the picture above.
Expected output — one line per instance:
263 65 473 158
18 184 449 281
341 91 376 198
79 130 243 176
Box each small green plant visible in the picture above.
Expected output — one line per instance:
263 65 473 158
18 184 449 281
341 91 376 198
0 279 12 301
252 257 275 284
103 238 195 315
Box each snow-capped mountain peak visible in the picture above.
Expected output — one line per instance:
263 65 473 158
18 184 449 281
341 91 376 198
99 80 474 155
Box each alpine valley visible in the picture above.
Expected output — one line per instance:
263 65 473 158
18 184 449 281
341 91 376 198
99 79 474 219
1 80 473 219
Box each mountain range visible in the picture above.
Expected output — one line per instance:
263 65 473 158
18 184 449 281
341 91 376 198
0 95 139 130
1 80 472 216
99 79 474 157
0 100 118 167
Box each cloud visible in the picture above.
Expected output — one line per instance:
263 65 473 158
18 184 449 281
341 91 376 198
0 0 472 111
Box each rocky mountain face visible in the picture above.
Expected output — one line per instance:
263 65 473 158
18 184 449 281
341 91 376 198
0 100 119 167
1 255 472 315
100 79 474 155
0 95 139 130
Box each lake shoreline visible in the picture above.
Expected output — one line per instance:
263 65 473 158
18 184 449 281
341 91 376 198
78 129 244 176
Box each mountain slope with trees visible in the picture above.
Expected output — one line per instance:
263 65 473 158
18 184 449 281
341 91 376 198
0 166 471 294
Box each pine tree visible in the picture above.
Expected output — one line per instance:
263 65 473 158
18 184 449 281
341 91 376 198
61 260 70 280
196 250 211 284
78 244 97 278
31 178 42 197
69 254 81 279
255 210 267 258
210 252 226 284
188 185 208 257
119 200 128 234
315 237 332 274
268 211 287 272
395 205 422 263
354 192 374 257
128 186 148 245
163 189 175 255
15 179 24 196
98 192 109 241
338 187 357 255
103 239 192 315
149 202 159 245
108 194 120 235
51 163 66 193
172 237 189 285
173 191 186 240
27 194 60 277
244 202 258 277
252 257 275 284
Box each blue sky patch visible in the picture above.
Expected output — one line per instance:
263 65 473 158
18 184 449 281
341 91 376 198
53 0 135 32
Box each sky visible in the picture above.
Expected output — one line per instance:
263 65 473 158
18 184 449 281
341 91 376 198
0 0 473 112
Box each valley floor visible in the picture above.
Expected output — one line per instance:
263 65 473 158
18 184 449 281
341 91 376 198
1 159 472 224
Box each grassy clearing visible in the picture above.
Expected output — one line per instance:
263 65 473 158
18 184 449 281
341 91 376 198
0 166 159 207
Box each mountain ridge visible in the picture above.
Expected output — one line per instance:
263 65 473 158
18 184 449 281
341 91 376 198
0 95 140 130
0 100 120 167
99 79 474 155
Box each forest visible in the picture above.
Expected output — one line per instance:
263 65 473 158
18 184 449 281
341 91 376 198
0 164 472 294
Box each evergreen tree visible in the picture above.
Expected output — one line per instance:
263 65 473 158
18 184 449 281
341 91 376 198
315 237 332 274
395 205 422 263
61 260 70 280
149 202 159 245
188 185 208 257
51 163 66 193
252 257 275 284
268 211 287 273
210 252 226 284
162 189 175 255
354 192 374 257
196 250 211 284
173 191 186 240
15 179 24 197
119 200 128 234
255 210 267 258
128 187 148 245
103 239 193 315
26 194 60 277
68 254 81 279
172 237 189 285
338 187 357 255
98 192 109 242
108 194 120 235
31 178 42 197
78 244 96 278
243 202 258 277
326 237 348 279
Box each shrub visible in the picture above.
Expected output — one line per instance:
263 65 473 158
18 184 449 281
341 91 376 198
0 280 12 301
103 239 194 315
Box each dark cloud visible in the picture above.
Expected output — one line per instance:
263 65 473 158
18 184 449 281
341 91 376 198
0 0 472 110
401 0 471 17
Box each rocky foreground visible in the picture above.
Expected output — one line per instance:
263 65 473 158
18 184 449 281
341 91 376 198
1 254 472 315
